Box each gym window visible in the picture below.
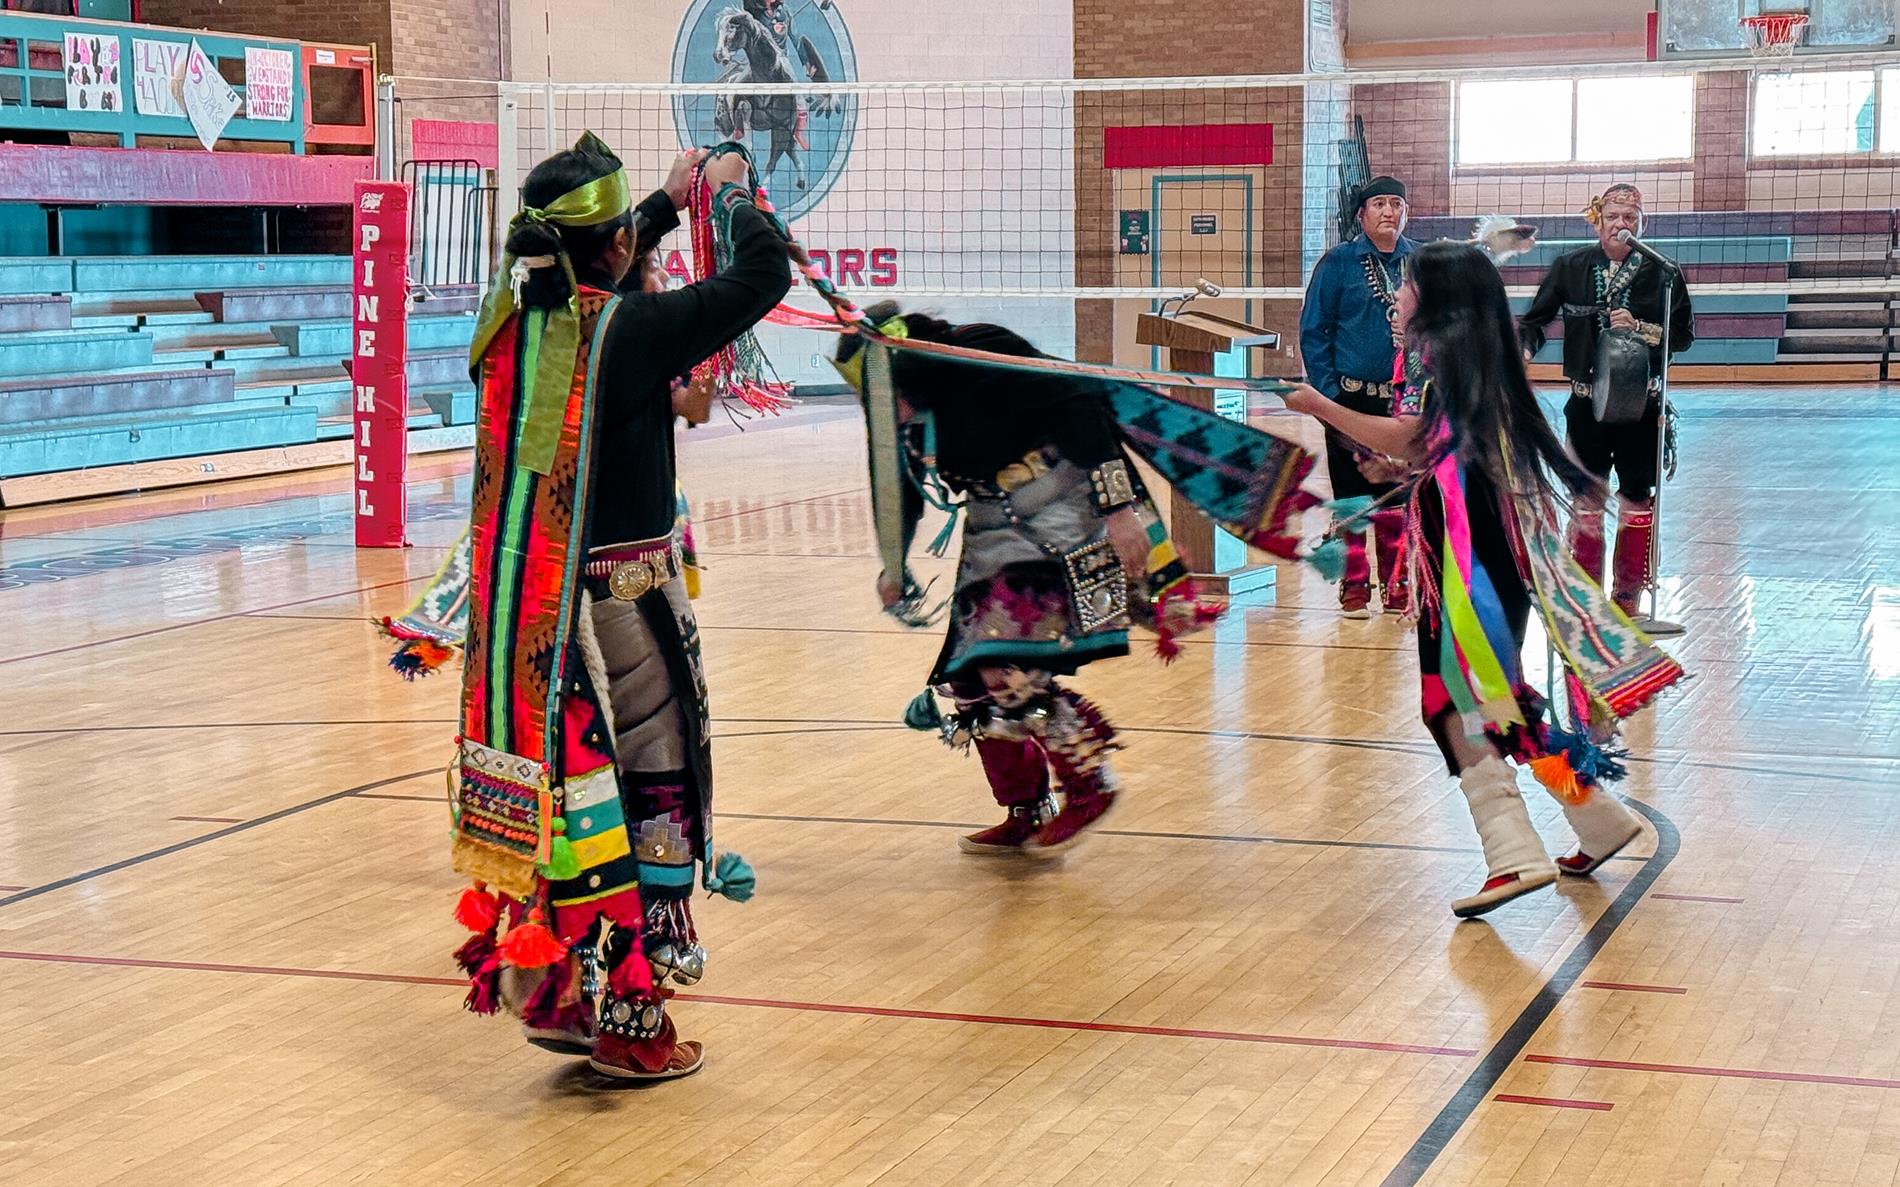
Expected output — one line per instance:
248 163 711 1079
1455 75 1696 167
1751 68 1887 155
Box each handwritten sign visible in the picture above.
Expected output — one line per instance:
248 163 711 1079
244 47 293 122
181 40 241 152
132 39 186 118
63 33 122 114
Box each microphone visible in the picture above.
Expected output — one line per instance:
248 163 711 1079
1162 279 1222 317
1615 229 1678 271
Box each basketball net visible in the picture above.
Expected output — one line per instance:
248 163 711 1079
1743 11 1809 58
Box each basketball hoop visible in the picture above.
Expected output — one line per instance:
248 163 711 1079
1742 11 1809 58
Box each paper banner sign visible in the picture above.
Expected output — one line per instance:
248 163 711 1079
182 40 241 152
244 47 294 122
132 38 187 118
63 32 122 114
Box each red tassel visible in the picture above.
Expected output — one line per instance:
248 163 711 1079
463 954 502 1015
498 909 568 970
453 884 501 934
451 931 496 978
609 948 656 997
521 956 575 1028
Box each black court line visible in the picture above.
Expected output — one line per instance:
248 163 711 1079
349 798 1648 865
0 768 437 912
708 715 1895 782
1377 797 1680 1187
699 621 1414 656
0 574 431 666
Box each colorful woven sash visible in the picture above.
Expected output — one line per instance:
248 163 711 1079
453 290 621 898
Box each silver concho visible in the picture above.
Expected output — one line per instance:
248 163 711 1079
607 560 656 601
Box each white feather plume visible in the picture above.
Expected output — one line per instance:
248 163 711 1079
1471 214 1538 264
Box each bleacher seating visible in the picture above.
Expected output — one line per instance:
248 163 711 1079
1407 210 1898 382
0 255 479 505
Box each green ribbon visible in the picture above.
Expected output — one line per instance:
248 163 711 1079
469 131 634 475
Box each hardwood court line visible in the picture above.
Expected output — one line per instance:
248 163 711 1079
1522 1054 1900 1091
714 810 1580 859
1375 798 1680 1187
0 406 841 543
350 800 1645 864
1579 981 1690 994
0 949 1478 1058
710 713 1898 784
0 575 429 667
692 488 862 524
699 621 1414 656
1491 1094 1614 1112
0 768 437 911
0 718 456 738
1649 893 1745 904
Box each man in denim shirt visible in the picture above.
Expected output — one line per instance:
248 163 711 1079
1299 176 1418 617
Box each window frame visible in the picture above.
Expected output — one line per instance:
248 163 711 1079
1453 74 1699 171
1747 65 1900 162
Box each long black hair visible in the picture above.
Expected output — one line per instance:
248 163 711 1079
503 145 634 310
1403 240 1598 501
835 301 1058 410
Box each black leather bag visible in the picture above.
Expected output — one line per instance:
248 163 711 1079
1591 328 1651 425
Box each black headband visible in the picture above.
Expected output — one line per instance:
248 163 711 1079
1355 176 1407 214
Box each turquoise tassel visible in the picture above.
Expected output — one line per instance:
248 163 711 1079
1324 495 1376 524
903 687 943 731
928 504 961 557
1305 536 1348 582
703 851 756 902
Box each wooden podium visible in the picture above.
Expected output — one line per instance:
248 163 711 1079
1135 309 1283 597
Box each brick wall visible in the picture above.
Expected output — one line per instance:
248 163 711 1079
1694 70 1748 212
1071 0 1309 363
1350 82 1451 215
1073 0 1305 79
141 0 393 66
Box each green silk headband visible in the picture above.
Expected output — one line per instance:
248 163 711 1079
830 316 911 392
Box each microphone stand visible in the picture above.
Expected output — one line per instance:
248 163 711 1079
1636 240 1686 638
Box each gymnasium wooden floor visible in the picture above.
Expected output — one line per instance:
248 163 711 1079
2 387 1897 1186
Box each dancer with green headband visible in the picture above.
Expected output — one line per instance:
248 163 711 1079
431 132 788 1082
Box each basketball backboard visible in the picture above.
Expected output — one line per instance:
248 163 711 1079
1658 0 1897 57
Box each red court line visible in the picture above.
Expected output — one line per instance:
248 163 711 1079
1493 1094 1614 1112
1526 1054 1900 1091
1650 893 1745 903
0 950 464 988
170 816 245 824
0 950 1476 1057
0 576 423 666
1580 981 1689 995
0 886 23 892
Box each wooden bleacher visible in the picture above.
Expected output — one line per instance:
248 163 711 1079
0 255 479 507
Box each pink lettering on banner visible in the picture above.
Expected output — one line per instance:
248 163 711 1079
351 181 411 548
